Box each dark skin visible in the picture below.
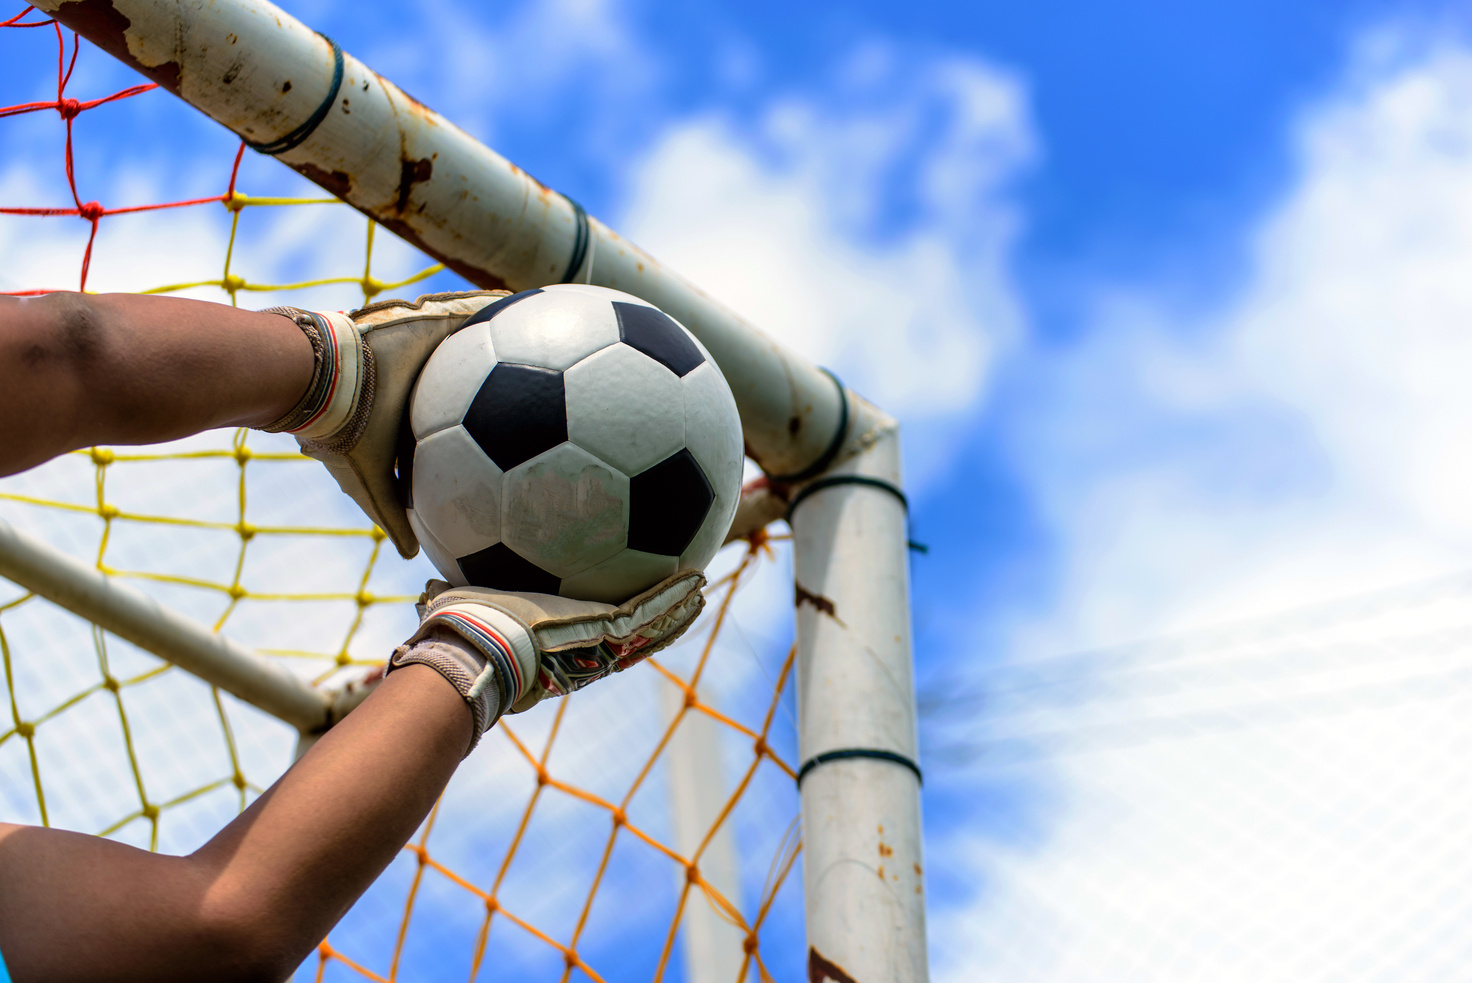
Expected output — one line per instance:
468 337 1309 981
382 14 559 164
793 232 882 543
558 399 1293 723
0 292 474 982
0 292 313 475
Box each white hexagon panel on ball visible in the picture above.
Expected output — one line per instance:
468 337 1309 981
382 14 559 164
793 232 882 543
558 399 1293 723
500 442 631 580
565 342 686 477
484 286 622 370
677 360 743 570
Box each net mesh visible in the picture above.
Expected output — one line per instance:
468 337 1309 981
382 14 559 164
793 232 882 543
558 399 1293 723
0 12 805 981
922 571 1472 982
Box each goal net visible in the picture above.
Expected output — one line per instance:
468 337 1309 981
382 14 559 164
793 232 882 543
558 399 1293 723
0 11 807 981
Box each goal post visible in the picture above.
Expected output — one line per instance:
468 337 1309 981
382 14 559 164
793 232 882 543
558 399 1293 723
793 423 928 982
0 515 332 732
13 2 930 979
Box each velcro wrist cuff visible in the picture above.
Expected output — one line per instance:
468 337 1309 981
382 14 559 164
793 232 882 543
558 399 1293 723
418 603 539 707
388 634 502 754
259 309 364 440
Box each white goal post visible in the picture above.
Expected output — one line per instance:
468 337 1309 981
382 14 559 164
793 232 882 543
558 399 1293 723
11 1 930 978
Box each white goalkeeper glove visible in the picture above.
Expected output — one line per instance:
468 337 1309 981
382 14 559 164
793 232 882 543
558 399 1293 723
256 290 513 558
386 570 707 754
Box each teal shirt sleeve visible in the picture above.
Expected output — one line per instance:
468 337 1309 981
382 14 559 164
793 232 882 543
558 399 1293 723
0 944 11 983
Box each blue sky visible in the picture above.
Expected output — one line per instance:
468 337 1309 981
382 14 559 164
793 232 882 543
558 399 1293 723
10 0 1472 979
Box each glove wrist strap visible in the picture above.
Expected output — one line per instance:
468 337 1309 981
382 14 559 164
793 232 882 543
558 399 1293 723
258 308 368 441
388 630 504 755
390 602 540 749
416 602 540 706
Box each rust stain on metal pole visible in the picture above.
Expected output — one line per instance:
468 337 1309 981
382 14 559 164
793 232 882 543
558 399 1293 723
795 583 845 626
53 0 182 93
290 162 351 199
395 156 432 214
808 948 860 983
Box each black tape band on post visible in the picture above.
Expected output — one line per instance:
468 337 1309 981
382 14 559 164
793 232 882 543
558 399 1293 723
245 35 344 156
561 195 590 283
785 474 907 523
785 473 928 552
797 748 923 787
766 369 850 484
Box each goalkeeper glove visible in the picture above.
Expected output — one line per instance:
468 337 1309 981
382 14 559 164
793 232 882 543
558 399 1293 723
257 290 512 558
386 570 706 754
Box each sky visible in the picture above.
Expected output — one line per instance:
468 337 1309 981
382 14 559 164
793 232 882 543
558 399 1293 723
9 0 1472 980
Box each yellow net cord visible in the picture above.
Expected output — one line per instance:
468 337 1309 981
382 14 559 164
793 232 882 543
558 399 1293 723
1 11 804 981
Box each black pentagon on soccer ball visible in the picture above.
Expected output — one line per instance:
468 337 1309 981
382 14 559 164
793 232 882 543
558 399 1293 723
627 448 715 557
395 408 417 510
458 542 562 594
613 302 704 378
463 363 567 471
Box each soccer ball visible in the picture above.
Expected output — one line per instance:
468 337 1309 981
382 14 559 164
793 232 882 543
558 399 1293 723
403 284 744 603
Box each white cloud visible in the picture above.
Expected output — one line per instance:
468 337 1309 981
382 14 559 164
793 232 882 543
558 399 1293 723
364 0 653 148
618 49 1034 489
1231 38 1472 550
940 30 1472 983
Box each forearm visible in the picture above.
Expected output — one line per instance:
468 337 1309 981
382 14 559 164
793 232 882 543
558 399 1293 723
191 665 471 972
0 665 470 983
0 293 312 476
